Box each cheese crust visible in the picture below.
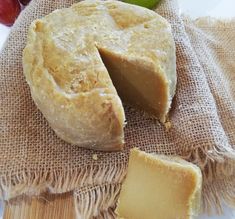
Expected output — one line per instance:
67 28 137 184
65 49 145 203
23 0 176 150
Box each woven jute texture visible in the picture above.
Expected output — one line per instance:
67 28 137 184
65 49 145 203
0 0 235 217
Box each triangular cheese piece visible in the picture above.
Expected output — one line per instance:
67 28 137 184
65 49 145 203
116 148 202 219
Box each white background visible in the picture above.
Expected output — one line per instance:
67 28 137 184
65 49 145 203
0 0 235 218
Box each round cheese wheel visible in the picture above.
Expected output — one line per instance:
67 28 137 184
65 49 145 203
23 0 176 151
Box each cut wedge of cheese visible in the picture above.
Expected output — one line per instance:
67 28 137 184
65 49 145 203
23 0 176 151
116 148 202 219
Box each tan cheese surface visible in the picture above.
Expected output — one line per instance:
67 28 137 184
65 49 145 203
23 0 176 150
116 148 202 219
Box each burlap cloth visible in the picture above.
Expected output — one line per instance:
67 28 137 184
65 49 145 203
0 0 235 217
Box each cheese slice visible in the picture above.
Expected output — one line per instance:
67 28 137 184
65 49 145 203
116 148 202 219
23 0 176 151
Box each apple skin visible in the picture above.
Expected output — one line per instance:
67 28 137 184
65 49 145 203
0 0 21 26
123 0 161 9
19 0 31 6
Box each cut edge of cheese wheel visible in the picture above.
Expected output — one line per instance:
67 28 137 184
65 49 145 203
98 47 175 123
116 148 202 219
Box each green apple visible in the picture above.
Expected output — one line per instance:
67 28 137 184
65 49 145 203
123 0 161 9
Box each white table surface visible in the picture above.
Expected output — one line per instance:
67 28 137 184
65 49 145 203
0 0 235 218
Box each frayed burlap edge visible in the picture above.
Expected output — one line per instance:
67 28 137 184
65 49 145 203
73 172 235 218
74 183 121 219
1 146 234 217
72 153 235 218
203 177 235 215
202 160 235 214
0 164 126 201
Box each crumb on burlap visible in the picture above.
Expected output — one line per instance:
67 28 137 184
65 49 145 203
165 120 172 131
92 154 98 160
